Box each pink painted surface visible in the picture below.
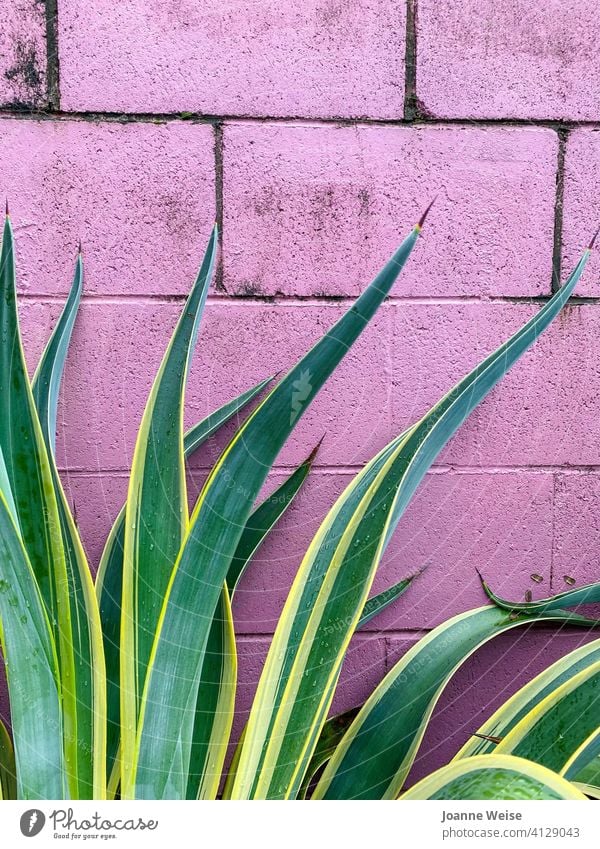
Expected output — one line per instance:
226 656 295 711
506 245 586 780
1 1 600 785
0 118 215 296
223 124 556 297
417 0 600 120
58 0 405 119
232 467 555 632
16 300 599 476
553 473 600 591
67 467 554 624
562 130 600 296
395 303 600 469
32 301 393 471
0 1 46 108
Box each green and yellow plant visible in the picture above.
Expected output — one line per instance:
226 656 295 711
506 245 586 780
0 206 598 801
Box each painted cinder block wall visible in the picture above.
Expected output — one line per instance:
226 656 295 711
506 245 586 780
2 0 600 782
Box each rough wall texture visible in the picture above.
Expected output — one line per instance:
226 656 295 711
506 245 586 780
1 0 599 782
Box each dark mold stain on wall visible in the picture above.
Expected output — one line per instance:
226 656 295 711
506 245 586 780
4 38 45 109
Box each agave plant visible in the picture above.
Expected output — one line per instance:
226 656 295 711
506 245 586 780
311 589 600 800
0 204 597 801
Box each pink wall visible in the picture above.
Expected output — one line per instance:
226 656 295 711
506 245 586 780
1 0 599 779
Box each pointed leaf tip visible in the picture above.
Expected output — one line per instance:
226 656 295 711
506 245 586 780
474 732 503 744
475 567 489 590
306 434 326 464
588 224 600 250
417 196 437 230
412 561 430 579
4 199 8 218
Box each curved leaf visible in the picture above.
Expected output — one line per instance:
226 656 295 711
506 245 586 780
0 718 16 800
98 379 270 791
221 727 245 800
0 216 96 797
184 378 272 456
187 588 237 800
563 729 600 785
575 781 600 799
186 444 320 799
132 216 425 799
28 249 106 799
358 576 419 629
495 660 600 772
32 252 83 454
227 443 320 594
313 606 599 800
455 638 600 759
298 706 360 799
481 575 600 613
96 377 271 788
234 243 592 800
222 569 420 801
0 489 65 799
400 755 586 800
120 227 217 793
233 433 421 799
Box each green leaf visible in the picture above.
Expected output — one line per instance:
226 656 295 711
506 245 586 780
222 569 420 801
0 489 65 799
495 659 600 772
563 730 600 786
0 215 97 797
298 706 360 799
482 575 600 612
292 571 420 798
184 377 273 456
132 217 425 799
399 755 586 800
455 638 600 759
358 576 418 629
28 248 105 799
313 606 599 800
0 718 16 800
234 244 592 800
97 378 271 791
0 443 19 531
186 589 237 800
232 434 413 799
228 442 320 594
221 727 246 800
223 569 419 801
31 252 83 454
120 227 217 794
575 780 600 799
186 445 319 799
51 476 107 799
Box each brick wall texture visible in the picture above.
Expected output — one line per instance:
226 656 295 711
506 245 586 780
1 0 599 779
